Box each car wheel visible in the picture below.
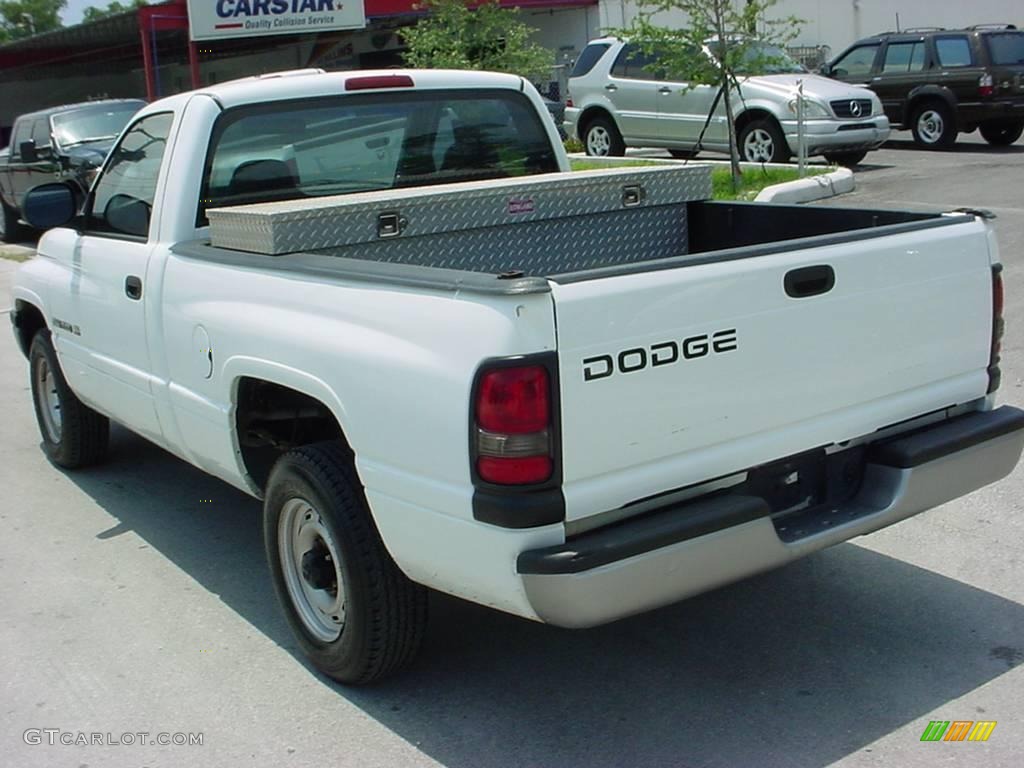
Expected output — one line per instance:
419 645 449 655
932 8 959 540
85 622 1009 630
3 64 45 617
583 116 625 157
668 149 700 159
1 199 28 244
738 119 791 163
979 121 1024 146
263 441 428 685
911 101 957 149
823 150 868 167
29 330 110 468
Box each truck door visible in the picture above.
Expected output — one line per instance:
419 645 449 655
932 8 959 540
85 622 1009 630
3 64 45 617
45 111 175 442
873 39 927 124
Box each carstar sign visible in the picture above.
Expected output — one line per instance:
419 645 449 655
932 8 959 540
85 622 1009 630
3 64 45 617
187 0 367 41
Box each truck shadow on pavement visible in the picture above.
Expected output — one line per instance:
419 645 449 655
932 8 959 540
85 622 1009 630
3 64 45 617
71 426 1024 768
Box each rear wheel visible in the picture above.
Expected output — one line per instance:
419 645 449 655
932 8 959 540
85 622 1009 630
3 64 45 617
911 101 957 149
582 116 625 157
823 150 868 167
979 121 1024 146
29 330 110 468
263 441 428 684
738 119 791 164
1 199 28 244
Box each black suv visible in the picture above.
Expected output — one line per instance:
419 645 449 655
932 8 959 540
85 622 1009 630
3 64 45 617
823 24 1024 148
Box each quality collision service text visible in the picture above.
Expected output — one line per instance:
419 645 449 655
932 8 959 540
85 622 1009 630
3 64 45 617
215 0 341 32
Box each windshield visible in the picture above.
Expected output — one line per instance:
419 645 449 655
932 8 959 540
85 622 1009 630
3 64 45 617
52 102 144 148
987 32 1024 65
708 41 807 74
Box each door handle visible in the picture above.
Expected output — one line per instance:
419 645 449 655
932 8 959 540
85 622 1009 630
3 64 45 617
125 275 143 300
658 86 673 94
784 265 835 298
604 83 618 91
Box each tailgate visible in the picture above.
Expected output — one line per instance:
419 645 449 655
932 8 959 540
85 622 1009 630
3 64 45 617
551 219 995 522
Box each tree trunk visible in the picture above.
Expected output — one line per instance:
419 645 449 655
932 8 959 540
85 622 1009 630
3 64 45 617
714 1 743 190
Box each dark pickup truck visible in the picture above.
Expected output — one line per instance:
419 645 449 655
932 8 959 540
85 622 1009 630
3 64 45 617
1 99 143 242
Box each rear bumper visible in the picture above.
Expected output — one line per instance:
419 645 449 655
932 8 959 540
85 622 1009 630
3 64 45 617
958 100 1024 127
518 406 1024 628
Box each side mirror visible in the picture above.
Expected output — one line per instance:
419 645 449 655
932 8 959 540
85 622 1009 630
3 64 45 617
22 183 77 229
104 194 151 237
19 139 38 163
819 63 833 76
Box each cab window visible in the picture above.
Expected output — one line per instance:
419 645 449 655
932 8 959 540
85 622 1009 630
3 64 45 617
882 42 926 73
89 112 173 239
832 44 880 77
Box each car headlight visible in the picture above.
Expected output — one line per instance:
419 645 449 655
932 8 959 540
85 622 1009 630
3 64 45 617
787 98 831 119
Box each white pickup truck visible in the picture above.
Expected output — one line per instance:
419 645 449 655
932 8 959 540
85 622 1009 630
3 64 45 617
11 68 1024 684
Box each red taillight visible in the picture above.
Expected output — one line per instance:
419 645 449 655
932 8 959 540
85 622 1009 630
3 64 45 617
566 96 574 108
979 74 995 97
345 74 414 91
474 364 553 485
988 266 1005 394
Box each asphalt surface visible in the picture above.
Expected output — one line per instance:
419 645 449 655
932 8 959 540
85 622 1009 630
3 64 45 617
2 130 1024 768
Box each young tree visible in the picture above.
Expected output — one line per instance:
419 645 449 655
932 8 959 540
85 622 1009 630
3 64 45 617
614 0 801 188
401 0 552 82
0 0 66 40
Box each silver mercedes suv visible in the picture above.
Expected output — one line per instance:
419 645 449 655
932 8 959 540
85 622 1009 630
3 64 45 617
565 38 891 165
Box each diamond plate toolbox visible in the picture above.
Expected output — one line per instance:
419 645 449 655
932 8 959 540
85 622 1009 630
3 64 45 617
206 164 712 259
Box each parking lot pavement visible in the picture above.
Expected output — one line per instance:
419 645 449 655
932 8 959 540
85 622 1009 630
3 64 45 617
2 137 1024 768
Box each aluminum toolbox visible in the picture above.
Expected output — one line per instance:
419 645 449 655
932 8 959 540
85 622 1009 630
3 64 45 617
206 164 712 277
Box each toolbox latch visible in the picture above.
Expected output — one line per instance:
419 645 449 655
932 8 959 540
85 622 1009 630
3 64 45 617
622 184 645 207
377 211 406 238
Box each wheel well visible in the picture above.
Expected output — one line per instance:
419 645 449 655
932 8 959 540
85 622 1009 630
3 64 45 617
12 300 46 358
235 378 349 492
577 106 613 138
733 109 776 138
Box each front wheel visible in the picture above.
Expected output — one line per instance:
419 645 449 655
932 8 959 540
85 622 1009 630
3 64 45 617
263 442 428 684
29 330 110 468
911 101 957 149
582 116 625 157
738 119 791 164
823 150 869 167
979 121 1024 146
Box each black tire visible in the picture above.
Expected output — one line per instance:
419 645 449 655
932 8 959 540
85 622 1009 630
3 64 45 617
911 100 957 149
979 121 1024 146
823 150 869 167
738 118 792 163
582 115 625 157
263 441 428 685
29 330 110 468
1 199 28 244
668 148 700 159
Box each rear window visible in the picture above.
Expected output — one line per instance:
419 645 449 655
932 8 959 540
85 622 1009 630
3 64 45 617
571 43 611 77
198 90 559 225
986 32 1024 65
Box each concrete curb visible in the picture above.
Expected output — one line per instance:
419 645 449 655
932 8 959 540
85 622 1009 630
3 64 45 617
566 153 855 203
754 166 855 204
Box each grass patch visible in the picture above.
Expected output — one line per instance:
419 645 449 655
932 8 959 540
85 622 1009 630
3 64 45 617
569 157 828 201
0 245 33 262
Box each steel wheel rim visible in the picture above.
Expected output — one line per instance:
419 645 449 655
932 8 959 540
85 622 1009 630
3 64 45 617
278 497 345 643
35 357 62 443
918 110 944 144
743 128 775 163
587 126 611 156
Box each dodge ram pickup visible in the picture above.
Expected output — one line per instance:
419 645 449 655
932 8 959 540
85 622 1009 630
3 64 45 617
0 99 144 242
10 68 1024 684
